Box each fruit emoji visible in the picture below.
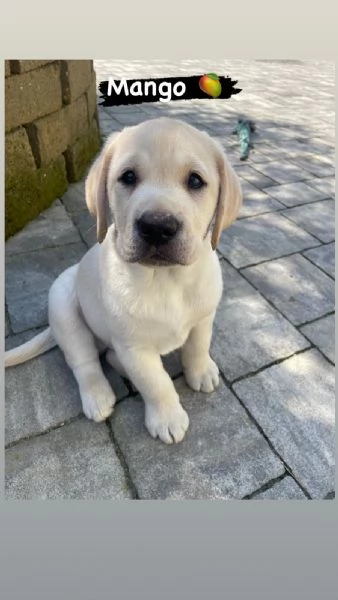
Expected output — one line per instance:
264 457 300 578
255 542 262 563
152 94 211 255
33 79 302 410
199 73 222 98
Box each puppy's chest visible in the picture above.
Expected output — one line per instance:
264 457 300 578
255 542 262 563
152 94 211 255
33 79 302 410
125 280 216 352
103 253 223 354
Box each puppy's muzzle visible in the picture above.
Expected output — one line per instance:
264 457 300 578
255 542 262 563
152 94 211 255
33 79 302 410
136 211 181 247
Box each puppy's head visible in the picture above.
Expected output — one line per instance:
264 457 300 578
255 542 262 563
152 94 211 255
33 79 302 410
86 117 242 266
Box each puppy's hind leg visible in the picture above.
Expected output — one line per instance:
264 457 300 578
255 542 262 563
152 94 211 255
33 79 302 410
48 266 116 422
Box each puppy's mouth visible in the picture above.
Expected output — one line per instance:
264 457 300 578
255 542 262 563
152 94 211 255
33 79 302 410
137 247 183 267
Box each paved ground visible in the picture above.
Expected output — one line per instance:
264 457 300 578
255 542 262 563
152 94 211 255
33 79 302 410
5 59 335 500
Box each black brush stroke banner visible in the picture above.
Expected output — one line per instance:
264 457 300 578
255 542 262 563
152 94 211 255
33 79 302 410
99 75 241 106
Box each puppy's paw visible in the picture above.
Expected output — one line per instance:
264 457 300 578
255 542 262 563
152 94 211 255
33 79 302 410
184 358 219 393
80 379 116 422
145 401 189 444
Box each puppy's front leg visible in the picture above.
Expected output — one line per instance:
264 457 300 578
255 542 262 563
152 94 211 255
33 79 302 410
115 346 189 444
181 313 219 393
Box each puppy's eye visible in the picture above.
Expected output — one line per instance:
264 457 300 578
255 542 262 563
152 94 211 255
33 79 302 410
187 172 206 190
118 169 138 186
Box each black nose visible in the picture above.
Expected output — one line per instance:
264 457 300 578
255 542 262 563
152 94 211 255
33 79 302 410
136 212 181 246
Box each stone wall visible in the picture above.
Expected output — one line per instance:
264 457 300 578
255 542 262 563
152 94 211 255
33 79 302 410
5 60 101 239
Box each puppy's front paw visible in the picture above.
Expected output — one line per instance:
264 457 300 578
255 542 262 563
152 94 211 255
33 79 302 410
80 379 116 422
145 401 189 444
184 358 219 393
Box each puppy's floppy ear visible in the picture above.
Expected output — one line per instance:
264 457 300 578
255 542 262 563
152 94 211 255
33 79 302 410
85 132 120 243
211 143 242 250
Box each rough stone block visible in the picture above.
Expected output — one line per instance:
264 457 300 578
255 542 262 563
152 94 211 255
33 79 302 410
5 419 132 499
31 94 88 166
111 377 284 499
10 60 54 74
65 117 101 182
5 63 63 132
61 60 93 104
5 126 36 190
233 349 335 499
5 154 68 240
87 73 98 122
5 60 11 77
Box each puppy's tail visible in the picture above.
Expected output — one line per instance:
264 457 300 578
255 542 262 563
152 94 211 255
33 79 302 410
5 327 57 367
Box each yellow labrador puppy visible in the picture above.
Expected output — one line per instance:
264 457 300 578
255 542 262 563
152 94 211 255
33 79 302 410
5 118 242 444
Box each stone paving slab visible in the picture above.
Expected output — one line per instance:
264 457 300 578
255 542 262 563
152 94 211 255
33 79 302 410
238 181 284 219
233 349 335 499
5 419 132 500
108 110 149 127
161 350 183 380
5 242 86 333
251 160 314 185
111 377 284 500
281 199 335 243
244 147 282 164
236 164 278 188
5 330 129 445
5 344 82 446
264 181 330 207
303 242 335 279
254 144 294 162
210 262 310 382
252 477 307 500
222 149 248 167
292 156 335 178
98 108 124 132
307 177 335 199
289 141 334 158
60 180 86 214
303 137 335 154
72 211 97 248
5 310 11 337
218 212 318 269
5 200 82 255
241 254 335 326
300 315 335 363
